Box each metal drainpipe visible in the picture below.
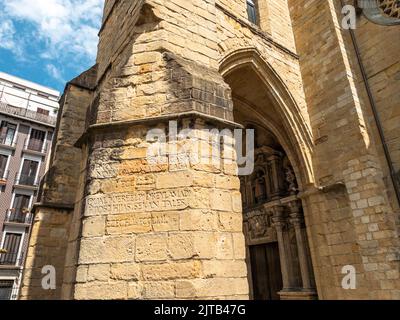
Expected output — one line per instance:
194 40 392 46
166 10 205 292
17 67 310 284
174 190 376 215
340 0 400 207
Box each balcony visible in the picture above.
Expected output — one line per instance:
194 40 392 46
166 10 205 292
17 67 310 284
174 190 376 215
0 170 9 186
23 138 48 156
0 136 17 150
4 209 33 225
0 102 57 127
14 173 39 189
0 251 23 267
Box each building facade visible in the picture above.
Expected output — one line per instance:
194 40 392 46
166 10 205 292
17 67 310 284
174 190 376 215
20 0 400 300
0 72 59 300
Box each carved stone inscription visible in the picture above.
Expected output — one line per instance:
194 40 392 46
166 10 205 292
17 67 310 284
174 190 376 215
106 212 180 234
86 188 191 216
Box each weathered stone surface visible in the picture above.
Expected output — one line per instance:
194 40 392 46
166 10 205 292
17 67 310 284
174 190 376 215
88 264 110 282
110 263 140 281
135 234 168 262
142 261 202 281
75 282 127 300
176 278 249 298
79 237 135 264
82 216 106 238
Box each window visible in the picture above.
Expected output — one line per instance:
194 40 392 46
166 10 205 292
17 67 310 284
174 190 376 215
0 280 14 300
18 159 39 186
247 0 258 24
0 154 8 180
36 108 50 116
0 233 22 265
37 93 50 99
10 194 31 222
12 84 25 91
0 121 17 146
27 128 46 152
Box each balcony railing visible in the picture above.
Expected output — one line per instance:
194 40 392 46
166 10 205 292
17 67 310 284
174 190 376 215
0 136 17 148
0 252 23 266
0 169 9 182
5 209 33 224
14 173 38 187
23 138 47 154
0 102 57 127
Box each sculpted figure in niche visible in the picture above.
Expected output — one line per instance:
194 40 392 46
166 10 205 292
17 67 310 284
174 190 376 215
285 166 298 195
254 170 267 204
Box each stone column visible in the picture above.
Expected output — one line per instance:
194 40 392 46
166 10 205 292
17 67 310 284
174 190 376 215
272 206 291 290
268 155 284 199
288 200 313 290
263 170 272 200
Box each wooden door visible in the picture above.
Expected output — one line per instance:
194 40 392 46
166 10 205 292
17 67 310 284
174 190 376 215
250 243 283 300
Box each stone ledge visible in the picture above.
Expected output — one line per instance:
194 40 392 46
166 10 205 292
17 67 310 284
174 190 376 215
278 290 318 300
75 111 244 148
32 202 75 212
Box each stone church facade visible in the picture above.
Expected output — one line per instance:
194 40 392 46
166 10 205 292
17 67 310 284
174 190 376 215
19 0 400 300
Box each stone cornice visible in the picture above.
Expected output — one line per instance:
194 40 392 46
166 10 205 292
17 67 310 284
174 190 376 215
74 111 244 148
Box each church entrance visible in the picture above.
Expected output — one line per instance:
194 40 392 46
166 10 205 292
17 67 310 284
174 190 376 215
222 57 318 300
239 133 315 300
250 243 283 300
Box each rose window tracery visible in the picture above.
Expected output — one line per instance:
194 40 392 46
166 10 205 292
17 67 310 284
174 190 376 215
360 0 400 25
378 0 400 19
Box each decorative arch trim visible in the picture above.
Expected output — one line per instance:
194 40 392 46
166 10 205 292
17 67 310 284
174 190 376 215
219 47 315 186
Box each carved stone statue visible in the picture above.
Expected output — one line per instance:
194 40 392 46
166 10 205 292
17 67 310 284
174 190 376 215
285 166 298 195
254 171 267 203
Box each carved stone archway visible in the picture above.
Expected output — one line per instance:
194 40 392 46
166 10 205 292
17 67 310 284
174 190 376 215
220 49 318 300
219 48 315 189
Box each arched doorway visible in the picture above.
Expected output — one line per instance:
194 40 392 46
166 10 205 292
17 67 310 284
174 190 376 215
220 49 317 300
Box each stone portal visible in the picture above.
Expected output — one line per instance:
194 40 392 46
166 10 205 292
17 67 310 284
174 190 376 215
240 132 316 300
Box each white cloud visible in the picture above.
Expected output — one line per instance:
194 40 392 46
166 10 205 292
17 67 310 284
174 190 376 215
0 17 25 57
1 0 103 62
46 63 65 83
0 19 16 50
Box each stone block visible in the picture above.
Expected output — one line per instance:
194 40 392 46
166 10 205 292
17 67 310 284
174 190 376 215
136 234 168 262
79 236 135 264
110 263 141 281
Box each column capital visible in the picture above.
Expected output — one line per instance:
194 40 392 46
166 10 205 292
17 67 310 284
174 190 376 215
271 206 287 229
288 200 304 227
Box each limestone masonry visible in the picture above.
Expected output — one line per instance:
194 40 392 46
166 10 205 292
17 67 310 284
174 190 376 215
18 0 400 300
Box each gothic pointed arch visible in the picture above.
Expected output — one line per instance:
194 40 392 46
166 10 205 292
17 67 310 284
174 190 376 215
219 48 315 189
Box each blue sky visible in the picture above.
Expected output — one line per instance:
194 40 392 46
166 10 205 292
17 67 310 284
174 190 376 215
0 0 104 92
